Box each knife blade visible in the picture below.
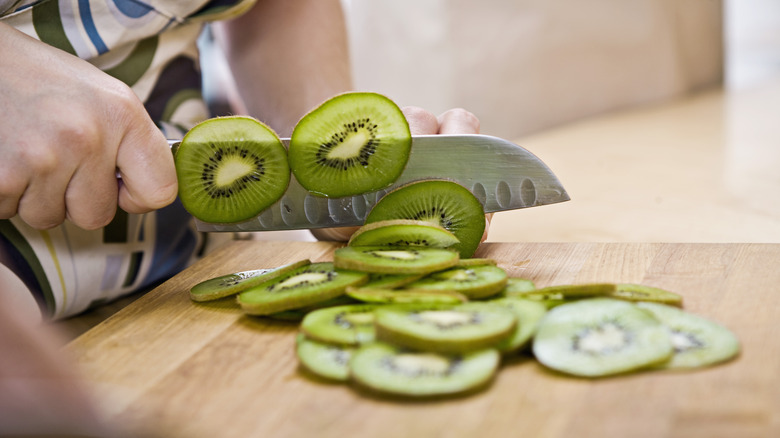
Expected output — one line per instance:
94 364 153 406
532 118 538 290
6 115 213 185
179 134 569 232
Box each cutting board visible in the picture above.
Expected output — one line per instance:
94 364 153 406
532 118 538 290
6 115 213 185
66 242 780 438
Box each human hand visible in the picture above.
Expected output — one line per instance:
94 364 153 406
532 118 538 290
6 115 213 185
0 24 177 230
311 106 490 242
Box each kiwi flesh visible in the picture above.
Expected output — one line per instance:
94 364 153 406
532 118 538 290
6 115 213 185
189 259 310 302
405 265 508 300
487 296 548 353
532 298 673 377
365 179 486 258
636 302 740 369
374 303 517 354
333 246 459 275
288 92 411 198
175 116 290 224
345 286 468 305
348 219 460 249
237 262 368 315
502 278 536 295
362 273 426 289
349 342 500 398
612 284 684 307
296 333 354 381
300 304 378 346
457 258 497 268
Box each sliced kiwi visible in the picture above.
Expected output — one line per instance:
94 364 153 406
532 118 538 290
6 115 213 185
406 265 508 299
365 179 486 258
349 342 500 398
457 258 497 268
296 333 353 381
363 273 426 289
374 303 517 354
348 219 460 249
487 297 548 354
237 262 368 315
636 302 740 370
175 115 290 223
502 277 536 295
528 283 617 299
611 284 684 307
532 298 673 378
345 286 468 305
300 304 378 346
266 295 359 321
333 246 459 275
288 92 411 198
189 259 310 302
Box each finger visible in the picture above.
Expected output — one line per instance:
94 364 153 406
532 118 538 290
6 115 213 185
65 163 118 230
437 108 480 135
17 172 69 230
0 177 25 219
402 106 439 135
116 125 178 214
310 226 360 242
481 213 493 243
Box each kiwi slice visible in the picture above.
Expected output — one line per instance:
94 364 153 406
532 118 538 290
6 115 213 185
532 298 674 378
406 265 508 299
349 342 500 398
363 273 425 289
523 283 617 300
237 262 368 315
189 259 310 302
457 258 497 268
636 302 740 370
348 220 460 249
333 246 459 275
611 284 684 307
296 333 354 381
374 303 517 354
300 304 378 346
288 92 411 198
502 277 536 295
487 297 548 353
345 287 468 305
175 116 290 223
365 179 486 258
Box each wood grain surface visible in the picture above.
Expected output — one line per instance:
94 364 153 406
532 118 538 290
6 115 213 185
66 241 780 438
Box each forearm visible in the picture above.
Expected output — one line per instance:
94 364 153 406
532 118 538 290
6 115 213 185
214 0 352 137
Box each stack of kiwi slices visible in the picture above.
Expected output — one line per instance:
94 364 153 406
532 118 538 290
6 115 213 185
188 223 740 398
174 91 412 224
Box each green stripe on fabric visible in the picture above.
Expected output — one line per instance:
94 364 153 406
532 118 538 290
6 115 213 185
32 0 77 56
0 220 55 317
122 251 143 287
103 210 129 243
161 88 203 123
104 36 159 87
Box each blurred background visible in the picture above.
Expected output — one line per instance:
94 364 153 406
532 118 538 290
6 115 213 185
201 0 780 243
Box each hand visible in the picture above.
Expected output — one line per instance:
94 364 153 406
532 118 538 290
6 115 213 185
311 106 490 242
0 23 177 230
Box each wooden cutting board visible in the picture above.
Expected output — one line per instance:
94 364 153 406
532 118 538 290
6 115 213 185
66 241 780 438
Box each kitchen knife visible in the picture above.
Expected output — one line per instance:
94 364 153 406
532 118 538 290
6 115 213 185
167 134 569 232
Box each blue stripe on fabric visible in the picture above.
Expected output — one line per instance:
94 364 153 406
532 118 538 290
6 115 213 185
78 0 109 54
112 0 153 18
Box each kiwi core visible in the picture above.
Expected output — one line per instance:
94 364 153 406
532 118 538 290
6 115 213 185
369 250 419 260
391 353 452 375
275 272 330 290
215 159 255 187
574 322 630 355
670 329 704 353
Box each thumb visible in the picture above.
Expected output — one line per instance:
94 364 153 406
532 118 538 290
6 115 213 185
116 126 178 214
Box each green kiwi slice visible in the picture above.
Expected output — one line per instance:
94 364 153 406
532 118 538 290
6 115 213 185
457 258 497 268
300 304 378 346
296 333 354 381
349 342 500 398
502 277 536 295
348 220 460 249
237 262 368 315
333 246 459 275
374 303 517 354
486 297 548 353
363 273 426 289
532 298 674 377
175 116 290 223
189 259 310 302
406 265 508 299
288 92 412 198
365 180 486 258
636 302 740 370
611 284 684 307
345 286 468 305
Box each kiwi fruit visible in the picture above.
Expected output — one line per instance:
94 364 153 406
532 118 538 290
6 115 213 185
333 246 459 275
348 219 460 249
611 284 684 307
296 333 354 381
300 304 378 346
362 273 426 289
457 258 497 268
237 262 368 315
405 265 508 300
349 342 500 398
374 303 517 354
636 302 740 369
288 92 411 198
175 115 290 223
189 259 310 302
345 287 468 305
365 179 486 258
502 278 536 295
532 298 673 377
523 283 617 300
487 297 548 353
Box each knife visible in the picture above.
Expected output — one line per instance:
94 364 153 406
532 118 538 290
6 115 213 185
167 134 569 232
